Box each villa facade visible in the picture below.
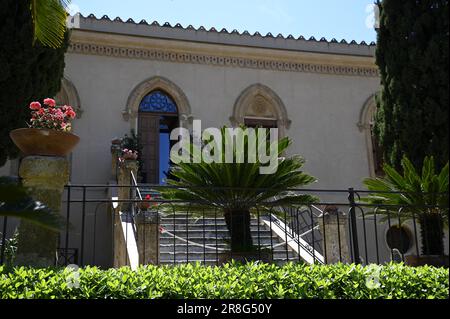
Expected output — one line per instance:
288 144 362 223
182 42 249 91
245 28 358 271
2 14 381 188
6 14 436 268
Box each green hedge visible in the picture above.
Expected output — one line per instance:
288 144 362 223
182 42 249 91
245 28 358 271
0 262 448 299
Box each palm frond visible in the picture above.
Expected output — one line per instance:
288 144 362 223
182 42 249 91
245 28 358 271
361 155 449 225
159 126 317 214
31 0 70 48
0 177 65 231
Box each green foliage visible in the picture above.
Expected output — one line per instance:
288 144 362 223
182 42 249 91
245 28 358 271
159 126 317 252
0 231 18 267
0 263 447 299
361 155 449 255
374 0 449 171
0 176 65 231
31 0 70 48
120 129 141 153
120 129 144 180
0 0 69 166
361 156 449 223
160 127 318 213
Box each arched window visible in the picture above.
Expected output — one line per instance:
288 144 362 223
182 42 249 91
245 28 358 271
138 90 179 184
243 94 278 129
358 95 384 177
231 84 290 137
139 90 177 114
123 76 191 125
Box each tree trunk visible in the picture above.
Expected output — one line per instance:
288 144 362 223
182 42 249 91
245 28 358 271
223 210 253 252
419 214 444 256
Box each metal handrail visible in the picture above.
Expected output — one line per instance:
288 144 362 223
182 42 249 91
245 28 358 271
131 171 143 201
264 213 324 264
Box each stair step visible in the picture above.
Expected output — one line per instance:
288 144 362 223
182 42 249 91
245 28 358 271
159 244 294 254
160 251 297 259
159 230 274 236
153 213 305 265
159 234 279 241
160 220 264 226
160 225 266 231
159 257 301 266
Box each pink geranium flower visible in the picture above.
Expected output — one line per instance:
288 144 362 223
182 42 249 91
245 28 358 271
43 98 56 107
29 102 41 110
65 109 76 119
27 99 76 132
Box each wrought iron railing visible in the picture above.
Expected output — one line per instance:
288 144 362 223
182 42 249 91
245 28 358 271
1 186 448 267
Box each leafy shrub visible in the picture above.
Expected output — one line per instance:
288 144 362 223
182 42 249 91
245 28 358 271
0 262 448 299
0 230 18 267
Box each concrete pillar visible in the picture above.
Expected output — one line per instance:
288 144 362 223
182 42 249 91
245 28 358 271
319 206 351 264
110 138 122 181
15 156 69 267
135 211 160 265
113 159 138 268
117 160 138 211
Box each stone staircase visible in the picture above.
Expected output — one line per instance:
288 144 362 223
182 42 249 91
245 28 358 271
159 214 300 265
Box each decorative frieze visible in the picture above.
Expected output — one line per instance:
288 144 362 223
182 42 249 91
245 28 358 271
68 42 379 77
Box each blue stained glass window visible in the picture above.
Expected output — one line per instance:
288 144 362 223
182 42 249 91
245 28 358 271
139 90 178 113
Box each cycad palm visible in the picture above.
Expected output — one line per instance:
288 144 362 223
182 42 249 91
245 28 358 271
160 127 317 252
361 156 449 255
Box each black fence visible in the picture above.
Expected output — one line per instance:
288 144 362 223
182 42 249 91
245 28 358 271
1 185 448 267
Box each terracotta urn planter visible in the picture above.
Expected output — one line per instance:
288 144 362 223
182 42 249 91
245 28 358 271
122 153 138 160
10 128 80 157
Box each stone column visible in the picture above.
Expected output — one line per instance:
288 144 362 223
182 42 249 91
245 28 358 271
110 138 122 181
113 159 138 268
135 211 160 265
15 156 69 267
319 206 351 264
117 160 138 211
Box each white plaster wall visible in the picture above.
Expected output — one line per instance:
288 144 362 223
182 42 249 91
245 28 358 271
64 52 379 189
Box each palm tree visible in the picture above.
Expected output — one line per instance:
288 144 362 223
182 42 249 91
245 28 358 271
30 0 70 48
361 156 449 256
159 127 318 253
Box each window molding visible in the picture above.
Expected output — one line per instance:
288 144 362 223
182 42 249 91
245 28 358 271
56 77 82 118
231 83 290 137
358 94 380 177
124 76 192 130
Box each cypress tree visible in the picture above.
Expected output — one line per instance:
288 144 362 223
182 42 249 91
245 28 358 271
374 0 449 170
0 0 68 166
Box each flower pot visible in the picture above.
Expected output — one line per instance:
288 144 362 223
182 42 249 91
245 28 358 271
405 255 449 268
10 128 80 157
122 154 138 160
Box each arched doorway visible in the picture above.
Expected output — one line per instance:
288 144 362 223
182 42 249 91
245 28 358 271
138 90 179 184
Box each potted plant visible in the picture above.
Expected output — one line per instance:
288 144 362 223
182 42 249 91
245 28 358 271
159 126 317 263
137 194 157 211
136 194 160 225
120 149 138 161
361 156 449 267
120 130 143 181
9 98 79 157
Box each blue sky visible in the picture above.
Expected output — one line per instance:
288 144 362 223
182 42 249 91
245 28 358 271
70 0 377 43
